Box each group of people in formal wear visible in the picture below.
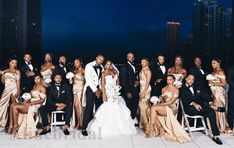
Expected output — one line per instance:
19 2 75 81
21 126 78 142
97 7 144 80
0 52 234 145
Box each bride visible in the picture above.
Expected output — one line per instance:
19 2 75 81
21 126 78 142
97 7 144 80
87 60 137 138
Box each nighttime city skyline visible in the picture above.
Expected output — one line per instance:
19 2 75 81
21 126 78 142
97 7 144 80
2 1 234 147
41 0 232 61
0 0 233 64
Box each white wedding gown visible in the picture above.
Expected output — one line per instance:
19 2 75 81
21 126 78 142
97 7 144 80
87 75 137 138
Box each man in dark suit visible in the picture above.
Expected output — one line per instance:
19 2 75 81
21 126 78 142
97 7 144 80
180 74 222 145
150 54 167 97
39 73 73 135
19 53 38 93
227 66 234 130
119 52 139 120
189 57 211 96
53 55 69 84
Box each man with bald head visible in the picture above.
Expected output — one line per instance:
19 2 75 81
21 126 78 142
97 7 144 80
53 55 70 84
120 52 140 122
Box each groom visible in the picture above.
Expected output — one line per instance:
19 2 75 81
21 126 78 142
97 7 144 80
82 54 104 136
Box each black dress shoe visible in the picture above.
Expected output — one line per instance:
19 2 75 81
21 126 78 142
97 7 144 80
81 130 88 136
39 128 51 135
63 128 70 135
213 137 223 145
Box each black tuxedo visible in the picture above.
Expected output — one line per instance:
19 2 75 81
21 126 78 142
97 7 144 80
39 83 73 127
53 65 69 84
19 61 38 93
227 67 234 129
119 62 139 119
150 62 167 96
180 84 220 136
189 66 211 95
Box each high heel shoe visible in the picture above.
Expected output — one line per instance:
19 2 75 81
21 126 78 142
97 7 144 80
11 125 19 135
145 130 159 138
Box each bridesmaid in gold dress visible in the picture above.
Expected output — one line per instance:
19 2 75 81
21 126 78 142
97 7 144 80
209 59 231 133
146 75 191 143
10 74 46 137
168 56 187 88
139 58 152 130
0 59 21 128
70 58 85 129
40 53 55 87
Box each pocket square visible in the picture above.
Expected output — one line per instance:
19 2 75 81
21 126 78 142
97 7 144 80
61 90 65 94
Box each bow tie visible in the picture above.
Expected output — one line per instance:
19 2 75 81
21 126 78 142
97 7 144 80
55 84 61 87
159 64 165 66
95 65 102 69
27 62 32 65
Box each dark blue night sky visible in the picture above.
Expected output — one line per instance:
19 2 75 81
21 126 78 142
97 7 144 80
42 0 231 61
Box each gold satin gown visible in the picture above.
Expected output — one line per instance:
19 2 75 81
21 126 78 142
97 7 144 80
0 72 20 127
139 70 151 129
72 73 85 128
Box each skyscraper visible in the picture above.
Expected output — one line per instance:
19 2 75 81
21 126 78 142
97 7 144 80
0 0 41 64
166 21 180 56
192 0 232 58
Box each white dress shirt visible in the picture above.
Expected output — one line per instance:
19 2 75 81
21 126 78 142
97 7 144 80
25 61 33 71
128 61 136 74
158 63 166 74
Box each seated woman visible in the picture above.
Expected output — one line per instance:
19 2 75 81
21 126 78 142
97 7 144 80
9 74 46 138
146 75 191 143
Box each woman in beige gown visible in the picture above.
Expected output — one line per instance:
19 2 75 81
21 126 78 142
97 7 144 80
168 56 187 88
139 58 152 130
146 75 191 143
40 53 55 87
0 59 21 129
70 58 85 129
11 74 46 138
209 59 231 133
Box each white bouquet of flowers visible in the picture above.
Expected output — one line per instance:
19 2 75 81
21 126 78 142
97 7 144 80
206 74 217 81
22 93 32 101
66 72 75 79
150 96 161 104
66 72 75 84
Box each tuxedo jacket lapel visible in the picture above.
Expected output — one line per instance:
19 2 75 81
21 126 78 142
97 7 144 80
127 62 135 75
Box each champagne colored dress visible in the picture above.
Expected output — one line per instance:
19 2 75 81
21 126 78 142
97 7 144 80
139 70 151 129
210 73 230 133
40 69 53 87
72 73 85 127
0 72 20 127
16 91 46 139
149 92 191 143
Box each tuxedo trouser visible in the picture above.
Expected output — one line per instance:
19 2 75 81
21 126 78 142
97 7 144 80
123 90 139 120
82 87 103 130
228 90 234 129
39 104 73 127
186 105 220 136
